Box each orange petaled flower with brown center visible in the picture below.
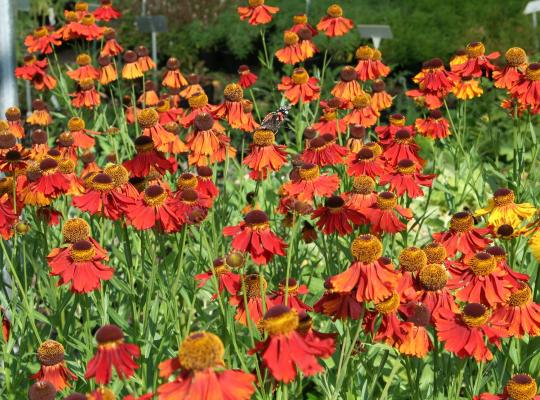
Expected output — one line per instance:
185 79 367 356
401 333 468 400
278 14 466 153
237 0 279 26
30 340 77 390
317 4 354 37
243 128 287 180
491 283 540 337
278 67 320 105
158 331 256 399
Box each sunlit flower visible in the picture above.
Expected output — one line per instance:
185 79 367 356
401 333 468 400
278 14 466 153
122 50 143 80
48 239 113 293
331 235 398 302
365 191 412 234
98 55 117 85
126 184 184 233
230 273 274 325
493 47 527 90
435 303 506 362
0 194 17 240
449 48 468 68
94 0 121 21
30 340 77 390
72 14 105 41
415 109 451 139
383 128 424 168
196 166 219 199
243 128 287 180
158 331 255 400
451 41 499 78
67 53 100 82
347 146 386 178
20 158 70 206
491 283 540 337
374 113 406 141
412 58 457 97
510 62 540 109
123 136 178 178
223 210 286 265
24 26 61 55
452 76 483 100
275 31 304 65
398 302 433 358
251 305 332 382
475 188 536 230
66 117 100 149
4 107 24 138
344 175 377 211
212 83 256 131
100 28 124 57
354 45 390 81
138 108 187 154
432 211 492 258
237 65 258 90
312 107 347 137
475 374 540 400
290 13 318 36
283 163 340 202
331 66 363 102
317 4 353 37
195 257 241 299
379 159 435 198
301 134 348 167
27 99 53 126
136 46 156 73
344 91 379 127
365 291 407 347
237 0 279 25
278 67 320 105
85 324 140 384
313 195 365 236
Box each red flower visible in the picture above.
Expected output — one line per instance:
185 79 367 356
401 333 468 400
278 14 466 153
354 45 390 81
412 58 457 96
314 280 364 320
317 4 353 37
0 194 16 240
290 14 318 36
432 211 492 258
493 47 527 90
331 66 363 102
31 340 77 390
312 108 347 137
397 302 434 358
251 305 332 383
344 175 377 211
347 146 386 178
365 291 407 347
312 195 365 236
296 312 336 357
175 188 211 224
415 109 451 139
491 283 540 337
67 53 100 82
65 117 100 149
93 0 122 21
195 258 241 299
448 252 513 307
435 303 506 362
510 63 540 109
212 83 256 132
374 113 408 141
223 210 286 265
126 185 184 233
85 324 140 384
331 235 398 302
72 14 106 41
185 113 235 166
365 192 412 234
47 239 113 294
238 65 258 89
73 173 133 221
451 42 499 78
237 0 279 25
275 31 304 65
278 67 320 105
301 134 348 167
24 26 61 55
283 163 340 202
23 158 71 204
158 331 255 400
379 159 435 198
4 107 25 138
1 307 9 342
243 128 287 180
271 278 312 313
343 92 379 127
382 128 424 168
100 28 124 57
229 273 274 326
414 262 458 323
196 166 219 199
137 108 187 154
123 136 178 178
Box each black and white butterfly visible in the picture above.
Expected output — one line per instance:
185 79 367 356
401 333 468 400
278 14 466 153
260 104 290 132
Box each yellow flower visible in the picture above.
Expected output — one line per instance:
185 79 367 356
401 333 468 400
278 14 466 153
452 78 483 100
475 188 536 230
529 231 540 262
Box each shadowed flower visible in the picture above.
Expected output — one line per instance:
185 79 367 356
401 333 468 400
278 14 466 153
251 305 332 383
101 28 124 57
382 128 424 168
312 106 347 137
415 109 451 139
398 302 433 358
123 136 178 178
85 324 140 384
138 107 187 154
414 262 457 322
451 41 499 78
331 66 363 102
136 46 156 73
71 79 101 109
212 83 256 131
30 339 77 390
347 146 386 178
314 280 364 320
195 258 241 299
162 57 187 89
28 381 56 400
237 65 258 89
94 0 122 21
158 331 255 400
365 191 412 234
223 210 287 265
243 128 287 180
343 91 379 127
317 4 353 37
379 159 435 198
312 195 365 236
371 80 393 111
452 77 483 100
230 273 274 325
493 47 527 90
237 0 279 25
491 283 540 337
271 278 312 313
301 134 348 167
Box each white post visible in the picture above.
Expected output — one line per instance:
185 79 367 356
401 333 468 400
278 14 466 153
0 0 18 113
534 13 539 49
372 37 382 49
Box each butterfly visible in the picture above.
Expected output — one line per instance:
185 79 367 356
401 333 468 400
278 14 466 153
260 104 290 132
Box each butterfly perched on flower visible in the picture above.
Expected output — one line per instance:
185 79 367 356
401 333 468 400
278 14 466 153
260 104 290 132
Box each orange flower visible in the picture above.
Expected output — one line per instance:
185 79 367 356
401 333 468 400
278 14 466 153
354 46 391 81
30 340 77 390
180 73 205 99
27 99 52 126
72 14 105 41
302 134 348 167
451 41 499 78
229 273 274 325
71 79 101 109
212 83 256 131
244 128 287 180
181 91 215 128
415 109 451 139
278 67 320 105
510 62 540 109
371 80 393 111
331 66 363 102
312 107 346 137
344 91 379 127
317 4 353 37
237 0 279 25
138 108 187 154
94 0 122 22
452 76 483 100
275 31 304 65
237 65 258 89
122 50 143 80
162 57 188 89
314 280 364 320
100 28 124 57
65 117 100 149
290 13 318 36
67 53 100 82
19 158 70 206
493 47 527 90
4 107 24 138
344 175 377 211
98 55 117 85
24 26 61 55
345 124 365 153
